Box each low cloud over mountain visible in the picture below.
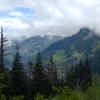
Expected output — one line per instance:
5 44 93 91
0 0 100 39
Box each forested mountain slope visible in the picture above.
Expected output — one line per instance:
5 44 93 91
6 35 62 67
43 28 100 73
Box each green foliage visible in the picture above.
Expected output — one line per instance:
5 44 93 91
34 94 46 100
47 55 58 87
65 59 92 91
12 95 24 100
73 51 84 58
32 53 51 96
86 86 100 100
93 41 100 52
11 48 28 97
53 50 66 62
0 73 7 92
52 86 79 100
35 84 100 100
0 94 6 100
92 75 100 86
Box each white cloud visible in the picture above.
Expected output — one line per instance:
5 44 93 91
0 0 100 39
9 11 24 17
0 18 29 29
78 0 97 7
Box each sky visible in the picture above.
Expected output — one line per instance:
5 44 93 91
0 0 100 40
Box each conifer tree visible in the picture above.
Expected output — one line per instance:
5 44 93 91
32 53 50 96
0 27 8 73
65 67 75 89
74 59 92 91
73 60 83 90
28 60 33 79
47 55 58 87
11 46 27 97
65 59 92 91
81 58 92 90
27 60 33 100
0 27 10 99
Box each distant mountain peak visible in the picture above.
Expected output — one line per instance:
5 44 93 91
43 27 100 74
80 27 91 32
73 27 96 40
78 27 92 35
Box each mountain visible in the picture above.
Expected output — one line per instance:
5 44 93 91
43 28 100 73
6 35 63 67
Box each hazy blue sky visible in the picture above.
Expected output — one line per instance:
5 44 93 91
0 0 100 39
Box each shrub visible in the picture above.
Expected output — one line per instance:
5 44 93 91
12 95 24 100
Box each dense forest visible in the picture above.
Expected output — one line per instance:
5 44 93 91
0 27 100 100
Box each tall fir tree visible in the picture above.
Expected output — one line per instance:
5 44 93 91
32 53 51 96
11 46 28 97
28 60 33 79
0 27 8 73
74 60 83 91
74 59 92 91
47 55 58 87
65 66 75 89
81 58 92 90
65 59 92 91
0 27 10 99
27 60 33 100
